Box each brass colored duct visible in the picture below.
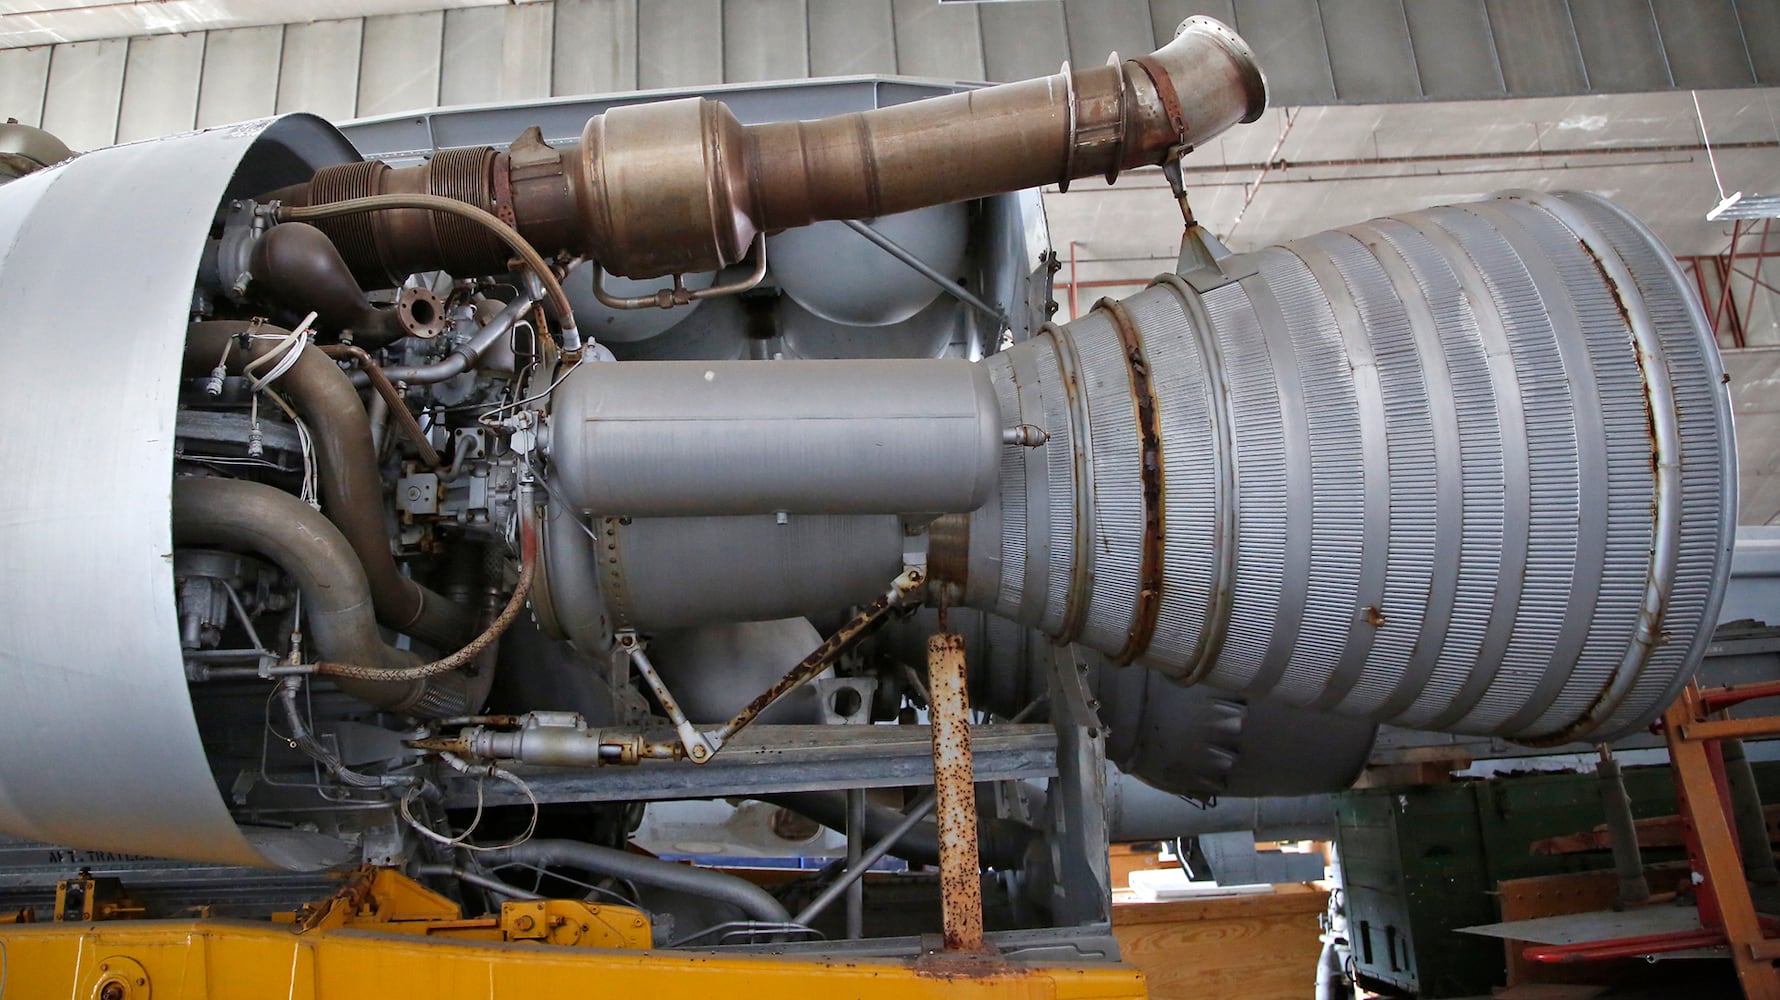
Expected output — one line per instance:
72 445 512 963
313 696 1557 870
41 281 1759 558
282 16 1265 283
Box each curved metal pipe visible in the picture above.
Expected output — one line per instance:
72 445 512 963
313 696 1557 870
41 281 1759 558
763 791 1034 871
183 322 473 650
317 344 441 468
361 290 537 386
480 839 789 924
249 222 443 347
315 513 536 684
412 864 543 900
275 194 582 359
169 477 437 713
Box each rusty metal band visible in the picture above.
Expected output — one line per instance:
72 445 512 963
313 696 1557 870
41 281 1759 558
1058 61 1076 194
490 152 517 227
1042 321 1096 647
1131 55 1189 147
1100 298 1166 665
1511 192 1682 745
1104 60 1129 185
425 146 509 278
1152 273 1236 684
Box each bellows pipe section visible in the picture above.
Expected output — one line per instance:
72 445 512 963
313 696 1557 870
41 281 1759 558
947 191 1734 743
544 192 1734 743
279 17 1265 281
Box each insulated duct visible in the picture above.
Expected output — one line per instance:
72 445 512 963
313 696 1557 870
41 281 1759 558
280 17 1265 281
549 191 1734 744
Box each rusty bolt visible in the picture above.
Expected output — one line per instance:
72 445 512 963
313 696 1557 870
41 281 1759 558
513 914 536 931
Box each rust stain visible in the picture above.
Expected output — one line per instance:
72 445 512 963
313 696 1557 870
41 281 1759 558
719 586 906 742
1044 322 1096 647
912 951 1012 979
1101 298 1166 665
1364 605 1386 628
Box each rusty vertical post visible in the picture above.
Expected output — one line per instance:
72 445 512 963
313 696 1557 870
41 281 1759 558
927 631 985 952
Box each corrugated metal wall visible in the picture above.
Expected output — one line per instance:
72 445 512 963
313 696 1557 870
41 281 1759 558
3 0 1775 152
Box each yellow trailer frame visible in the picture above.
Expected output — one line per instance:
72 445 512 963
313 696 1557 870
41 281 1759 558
0 868 1145 1000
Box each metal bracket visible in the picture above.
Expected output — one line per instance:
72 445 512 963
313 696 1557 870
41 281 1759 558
617 632 716 764
842 219 1009 330
608 567 927 767
593 233 768 311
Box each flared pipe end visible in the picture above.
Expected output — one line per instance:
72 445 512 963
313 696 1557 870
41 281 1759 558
1159 16 1269 133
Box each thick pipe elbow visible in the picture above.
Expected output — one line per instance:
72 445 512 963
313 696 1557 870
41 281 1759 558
248 222 443 347
169 476 433 712
182 322 474 650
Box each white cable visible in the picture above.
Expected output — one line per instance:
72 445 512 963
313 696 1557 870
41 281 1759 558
400 777 486 847
258 387 317 507
246 311 318 391
241 318 304 378
1692 89 1727 203
398 755 538 852
475 357 584 425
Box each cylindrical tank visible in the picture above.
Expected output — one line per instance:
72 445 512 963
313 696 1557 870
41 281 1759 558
949 191 1734 743
549 358 1002 517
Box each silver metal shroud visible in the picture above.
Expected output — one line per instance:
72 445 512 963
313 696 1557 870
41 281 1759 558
958 191 1735 743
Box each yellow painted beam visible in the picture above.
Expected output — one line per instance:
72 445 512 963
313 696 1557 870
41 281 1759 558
0 919 1147 1000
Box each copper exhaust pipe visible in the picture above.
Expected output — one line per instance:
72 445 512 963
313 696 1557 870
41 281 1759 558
284 16 1264 282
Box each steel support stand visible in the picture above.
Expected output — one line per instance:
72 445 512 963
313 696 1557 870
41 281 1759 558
927 631 985 952
845 787 865 939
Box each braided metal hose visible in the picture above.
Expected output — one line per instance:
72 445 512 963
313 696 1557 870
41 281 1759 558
316 514 538 683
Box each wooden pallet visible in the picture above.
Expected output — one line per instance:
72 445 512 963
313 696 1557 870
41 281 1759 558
1111 883 1329 1000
